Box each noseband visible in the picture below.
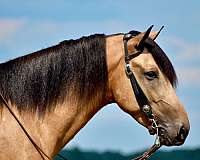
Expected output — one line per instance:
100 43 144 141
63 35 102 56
123 34 161 160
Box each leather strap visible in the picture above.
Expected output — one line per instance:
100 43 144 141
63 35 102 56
123 35 153 119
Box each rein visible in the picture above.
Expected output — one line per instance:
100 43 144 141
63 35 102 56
123 34 161 160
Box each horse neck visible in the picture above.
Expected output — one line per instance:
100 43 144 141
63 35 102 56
0 92 110 159
106 34 125 89
4 88 109 159
43 35 124 156
0 35 124 159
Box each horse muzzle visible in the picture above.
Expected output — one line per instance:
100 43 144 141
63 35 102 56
157 124 189 146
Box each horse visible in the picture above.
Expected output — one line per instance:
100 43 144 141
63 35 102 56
0 26 189 160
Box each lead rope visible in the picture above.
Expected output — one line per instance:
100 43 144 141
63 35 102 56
0 92 68 160
132 118 161 160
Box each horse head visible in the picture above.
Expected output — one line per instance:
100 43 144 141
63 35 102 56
107 26 190 147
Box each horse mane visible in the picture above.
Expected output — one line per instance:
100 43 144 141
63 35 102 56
129 30 178 88
0 31 177 115
0 34 108 115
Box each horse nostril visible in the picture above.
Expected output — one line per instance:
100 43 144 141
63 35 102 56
179 126 187 140
175 125 188 145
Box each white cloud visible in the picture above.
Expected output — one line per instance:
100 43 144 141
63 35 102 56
31 19 132 36
161 36 200 86
0 18 135 63
0 18 132 43
177 67 200 86
164 36 200 60
0 18 26 41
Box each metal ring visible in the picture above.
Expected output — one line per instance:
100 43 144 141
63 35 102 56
152 118 160 147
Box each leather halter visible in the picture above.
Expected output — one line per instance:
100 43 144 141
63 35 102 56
123 34 161 160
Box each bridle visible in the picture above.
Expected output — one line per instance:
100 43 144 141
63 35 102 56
123 32 161 160
123 29 162 160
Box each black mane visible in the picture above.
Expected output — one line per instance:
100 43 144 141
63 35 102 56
0 34 108 114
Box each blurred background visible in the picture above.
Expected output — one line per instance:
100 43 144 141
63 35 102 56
0 0 199 154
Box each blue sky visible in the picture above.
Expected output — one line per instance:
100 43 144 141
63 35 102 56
0 0 200 153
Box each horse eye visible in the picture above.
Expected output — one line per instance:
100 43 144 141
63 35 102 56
144 71 158 80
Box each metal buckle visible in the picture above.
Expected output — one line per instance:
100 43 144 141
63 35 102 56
123 33 132 41
125 63 132 76
142 105 151 114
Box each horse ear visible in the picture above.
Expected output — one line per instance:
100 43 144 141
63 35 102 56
150 26 164 40
149 32 158 40
137 25 154 50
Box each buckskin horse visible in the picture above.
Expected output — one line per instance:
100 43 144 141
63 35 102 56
0 26 189 160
